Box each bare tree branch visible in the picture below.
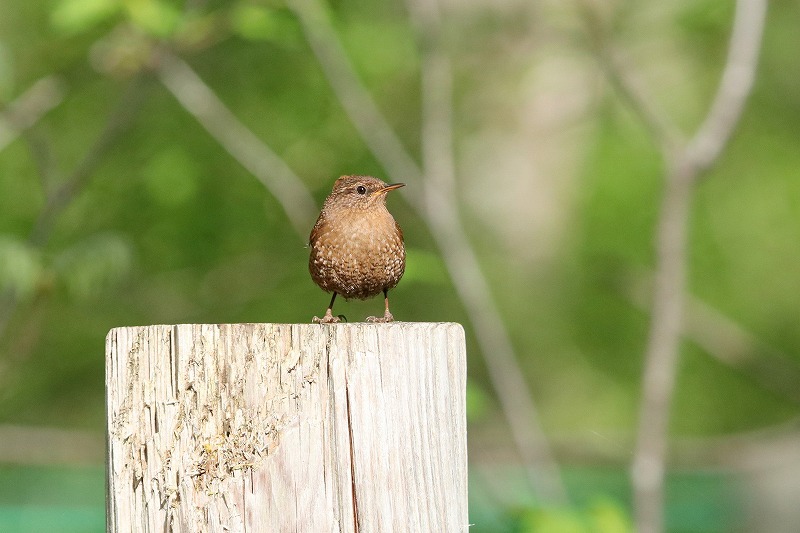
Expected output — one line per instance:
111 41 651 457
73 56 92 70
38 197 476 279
24 129 59 191
155 51 317 239
29 76 147 246
631 157 692 533
0 76 146 342
405 0 568 504
624 269 800 404
683 299 800 403
0 76 65 153
576 0 683 154
284 0 423 190
578 0 768 529
286 0 569 504
613 1 768 532
687 0 768 173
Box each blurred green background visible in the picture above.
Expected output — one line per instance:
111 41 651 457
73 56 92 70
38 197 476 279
1 0 799 531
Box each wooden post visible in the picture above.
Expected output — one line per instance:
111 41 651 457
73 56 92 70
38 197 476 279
106 323 468 532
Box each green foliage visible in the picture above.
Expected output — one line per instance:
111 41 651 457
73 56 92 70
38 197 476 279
516 499 631 533
341 19 417 81
402 248 448 284
125 0 182 38
520 508 586 533
0 43 14 102
53 233 132 301
141 147 199 206
230 4 299 44
676 0 733 46
466 379 492 423
51 0 184 37
0 236 42 300
51 0 121 35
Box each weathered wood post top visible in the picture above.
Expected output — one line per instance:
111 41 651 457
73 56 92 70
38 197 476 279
106 322 468 532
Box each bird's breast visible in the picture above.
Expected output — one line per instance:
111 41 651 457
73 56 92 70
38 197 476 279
309 209 405 299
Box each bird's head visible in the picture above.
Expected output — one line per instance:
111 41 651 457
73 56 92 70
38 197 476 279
326 175 405 211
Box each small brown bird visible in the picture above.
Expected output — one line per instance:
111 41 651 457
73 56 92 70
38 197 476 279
309 175 406 323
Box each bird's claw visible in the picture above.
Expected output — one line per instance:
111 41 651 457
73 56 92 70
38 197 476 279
313 311 341 324
365 312 394 323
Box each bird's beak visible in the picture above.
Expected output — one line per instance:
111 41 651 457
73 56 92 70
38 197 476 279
376 183 405 194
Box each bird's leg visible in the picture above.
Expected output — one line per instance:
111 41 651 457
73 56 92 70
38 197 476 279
313 292 341 323
366 289 394 323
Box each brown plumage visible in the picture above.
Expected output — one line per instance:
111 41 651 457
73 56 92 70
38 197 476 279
309 175 405 323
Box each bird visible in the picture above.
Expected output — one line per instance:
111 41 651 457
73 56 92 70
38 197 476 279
309 175 406 323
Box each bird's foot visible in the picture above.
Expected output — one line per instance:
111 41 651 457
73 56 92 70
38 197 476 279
365 311 394 323
313 310 341 324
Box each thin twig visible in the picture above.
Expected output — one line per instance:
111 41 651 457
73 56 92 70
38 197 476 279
0 77 65 153
29 76 147 245
687 0 768 173
406 0 567 504
155 51 317 238
24 129 59 191
0 76 146 341
624 269 800 404
576 0 682 154
284 0 423 189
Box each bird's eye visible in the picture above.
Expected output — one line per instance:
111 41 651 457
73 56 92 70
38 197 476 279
356 185 367 195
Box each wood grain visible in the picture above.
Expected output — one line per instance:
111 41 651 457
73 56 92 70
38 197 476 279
106 323 467 532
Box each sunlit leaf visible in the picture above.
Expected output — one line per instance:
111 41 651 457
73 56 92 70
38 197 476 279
516 501 632 533
230 4 299 43
589 498 632 533
174 12 224 50
124 0 181 38
519 507 587 533
51 0 121 34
